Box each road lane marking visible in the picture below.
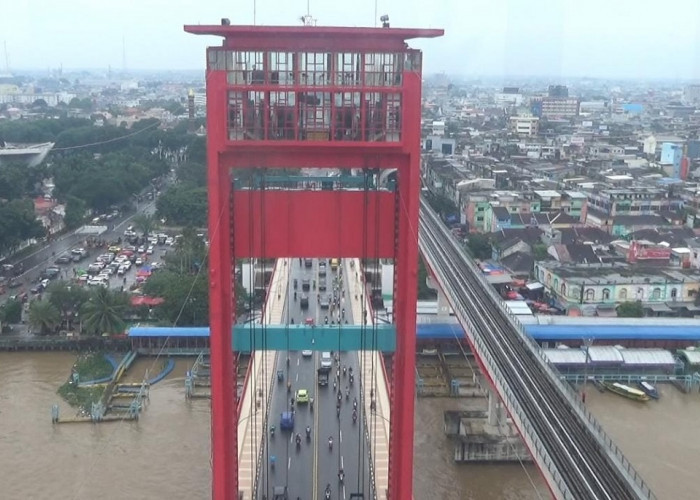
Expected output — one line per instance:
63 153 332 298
339 430 343 443
341 455 344 468
296 373 299 382
288 456 291 470
312 347 320 500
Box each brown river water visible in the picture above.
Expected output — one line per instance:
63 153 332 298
1 352 698 499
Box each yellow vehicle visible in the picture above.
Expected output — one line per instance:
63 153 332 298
330 258 339 271
296 389 309 404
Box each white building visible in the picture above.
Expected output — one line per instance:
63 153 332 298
432 120 446 136
509 116 539 137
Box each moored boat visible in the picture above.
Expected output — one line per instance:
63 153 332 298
602 382 650 402
637 381 660 400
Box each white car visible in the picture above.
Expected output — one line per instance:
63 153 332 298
146 245 154 255
135 257 143 266
302 350 313 357
137 246 146 254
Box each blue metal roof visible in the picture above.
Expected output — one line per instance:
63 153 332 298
129 323 700 341
129 327 210 337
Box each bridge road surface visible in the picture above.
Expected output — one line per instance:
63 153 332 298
258 258 372 500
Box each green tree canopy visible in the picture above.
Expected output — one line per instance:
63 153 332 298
466 233 493 260
616 301 644 318
0 298 22 324
156 184 207 227
28 300 61 335
80 287 129 335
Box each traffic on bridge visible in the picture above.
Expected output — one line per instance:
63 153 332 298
256 258 374 500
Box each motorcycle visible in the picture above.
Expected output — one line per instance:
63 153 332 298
338 469 345 484
353 398 358 411
306 426 311 441
270 426 275 437
325 485 332 500
345 388 350 400
352 410 357 424
328 437 333 450
295 434 302 448
349 374 354 386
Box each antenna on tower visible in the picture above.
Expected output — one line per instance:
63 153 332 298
3 41 9 75
122 36 127 73
299 0 316 26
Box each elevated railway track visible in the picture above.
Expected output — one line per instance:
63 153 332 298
418 197 655 500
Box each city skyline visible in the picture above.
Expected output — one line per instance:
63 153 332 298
2 0 700 79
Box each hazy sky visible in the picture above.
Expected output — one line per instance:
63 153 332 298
2 0 700 79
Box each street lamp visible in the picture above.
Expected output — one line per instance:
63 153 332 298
582 337 594 404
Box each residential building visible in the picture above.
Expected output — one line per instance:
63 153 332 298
534 261 700 316
531 97 580 118
423 134 456 155
585 187 680 217
509 116 539 137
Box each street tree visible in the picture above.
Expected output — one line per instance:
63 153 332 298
47 280 89 330
143 270 210 326
156 185 207 227
617 301 644 318
132 214 159 236
28 300 61 335
466 233 493 260
80 287 129 336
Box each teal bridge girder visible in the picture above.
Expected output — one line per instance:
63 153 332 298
232 324 396 353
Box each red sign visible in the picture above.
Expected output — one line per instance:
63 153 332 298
628 241 671 262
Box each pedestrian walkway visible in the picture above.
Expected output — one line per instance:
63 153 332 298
346 258 390 500
237 259 290 498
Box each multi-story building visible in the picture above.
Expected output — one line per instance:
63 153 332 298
509 116 539 137
585 187 680 217
531 97 580 118
533 190 587 220
534 261 700 315
422 155 470 209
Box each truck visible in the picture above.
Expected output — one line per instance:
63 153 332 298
317 367 331 386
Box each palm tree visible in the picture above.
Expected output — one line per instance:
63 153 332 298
81 287 129 336
28 300 61 335
132 214 159 236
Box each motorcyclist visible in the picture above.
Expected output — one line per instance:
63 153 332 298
353 397 358 410
352 409 358 423
306 425 311 438
343 365 347 377
270 425 275 436
296 433 301 445
346 386 350 400
338 468 345 483
328 436 333 449
325 484 332 499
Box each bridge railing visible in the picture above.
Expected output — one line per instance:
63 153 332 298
421 200 657 499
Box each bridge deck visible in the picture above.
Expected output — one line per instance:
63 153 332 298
238 259 291 498
347 258 391 500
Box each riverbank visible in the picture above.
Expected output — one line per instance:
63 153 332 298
0 335 130 352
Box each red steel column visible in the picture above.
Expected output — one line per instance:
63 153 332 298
207 70 237 500
389 69 423 499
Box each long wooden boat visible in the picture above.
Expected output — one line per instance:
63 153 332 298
602 382 650 402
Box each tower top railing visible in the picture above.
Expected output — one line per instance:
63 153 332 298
184 24 443 51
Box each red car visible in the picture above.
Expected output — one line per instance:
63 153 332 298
304 317 315 326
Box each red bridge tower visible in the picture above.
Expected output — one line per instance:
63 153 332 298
185 22 443 500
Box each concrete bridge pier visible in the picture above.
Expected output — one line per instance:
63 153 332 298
426 274 451 317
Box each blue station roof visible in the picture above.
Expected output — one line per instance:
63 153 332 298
129 323 700 341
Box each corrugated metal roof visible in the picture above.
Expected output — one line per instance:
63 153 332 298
619 348 675 366
542 348 588 365
587 346 624 363
678 349 700 365
525 324 700 341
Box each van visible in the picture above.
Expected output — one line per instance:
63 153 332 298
330 258 339 271
320 351 332 369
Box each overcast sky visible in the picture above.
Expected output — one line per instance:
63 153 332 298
2 0 700 79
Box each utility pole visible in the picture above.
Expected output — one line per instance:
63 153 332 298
582 337 594 404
